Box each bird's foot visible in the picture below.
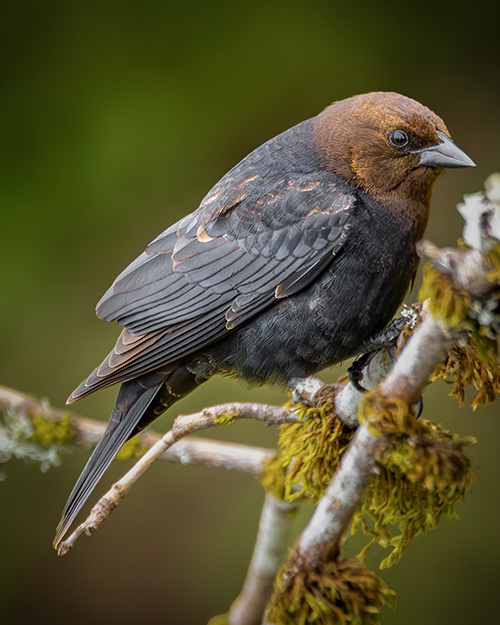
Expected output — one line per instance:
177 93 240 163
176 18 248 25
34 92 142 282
347 352 373 393
353 314 425 415
350 311 414 391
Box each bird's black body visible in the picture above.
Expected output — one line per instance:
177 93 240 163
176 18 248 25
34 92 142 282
209 191 415 383
54 93 474 546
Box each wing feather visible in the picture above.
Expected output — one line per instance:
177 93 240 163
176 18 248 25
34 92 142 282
73 152 359 401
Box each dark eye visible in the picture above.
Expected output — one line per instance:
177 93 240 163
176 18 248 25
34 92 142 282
389 130 409 148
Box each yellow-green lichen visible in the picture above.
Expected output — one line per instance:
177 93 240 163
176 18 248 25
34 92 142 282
28 413 75 447
358 389 417 437
353 419 475 568
419 262 470 327
267 553 397 625
430 334 500 409
261 400 354 503
116 437 147 461
214 410 238 425
486 242 500 283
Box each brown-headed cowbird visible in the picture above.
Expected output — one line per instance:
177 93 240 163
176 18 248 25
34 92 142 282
54 92 474 547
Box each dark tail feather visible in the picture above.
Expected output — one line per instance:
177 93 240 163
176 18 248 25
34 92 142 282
53 362 208 549
53 373 167 549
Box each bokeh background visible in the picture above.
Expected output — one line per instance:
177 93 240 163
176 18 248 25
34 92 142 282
1 1 499 623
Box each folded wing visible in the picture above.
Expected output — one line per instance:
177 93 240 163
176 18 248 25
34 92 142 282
69 168 357 403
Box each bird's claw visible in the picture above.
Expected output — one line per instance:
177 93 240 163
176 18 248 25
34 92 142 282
347 353 372 393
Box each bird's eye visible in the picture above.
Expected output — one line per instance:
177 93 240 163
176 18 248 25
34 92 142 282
389 130 409 148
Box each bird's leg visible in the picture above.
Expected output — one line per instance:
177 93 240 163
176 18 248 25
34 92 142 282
350 314 425 416
367 313 425 416
347 316 408 393
360 317 408 354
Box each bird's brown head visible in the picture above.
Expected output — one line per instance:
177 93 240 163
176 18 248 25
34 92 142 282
313 92 474 235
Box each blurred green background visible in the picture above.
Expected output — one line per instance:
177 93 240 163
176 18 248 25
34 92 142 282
1 1 499 623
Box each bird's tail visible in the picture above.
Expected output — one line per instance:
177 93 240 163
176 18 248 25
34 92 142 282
53 364 203 550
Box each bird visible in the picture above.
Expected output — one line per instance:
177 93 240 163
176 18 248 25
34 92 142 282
54 91 475 548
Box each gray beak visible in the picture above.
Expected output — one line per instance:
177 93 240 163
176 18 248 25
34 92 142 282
415 130 476 168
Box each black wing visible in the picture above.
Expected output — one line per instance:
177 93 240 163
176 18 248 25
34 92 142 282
69 161 357 403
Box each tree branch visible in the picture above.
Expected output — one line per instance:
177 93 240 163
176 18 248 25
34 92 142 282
0 384 275 475
56 402 299 554
227 495 299 625
295 308 451 563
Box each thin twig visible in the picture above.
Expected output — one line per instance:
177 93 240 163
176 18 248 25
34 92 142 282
144 435 275 475
417 240 495 299
57 403 299 555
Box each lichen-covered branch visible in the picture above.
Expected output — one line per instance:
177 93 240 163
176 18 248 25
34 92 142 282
0 384 276 475
295 308 452 565
298 176 500 562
